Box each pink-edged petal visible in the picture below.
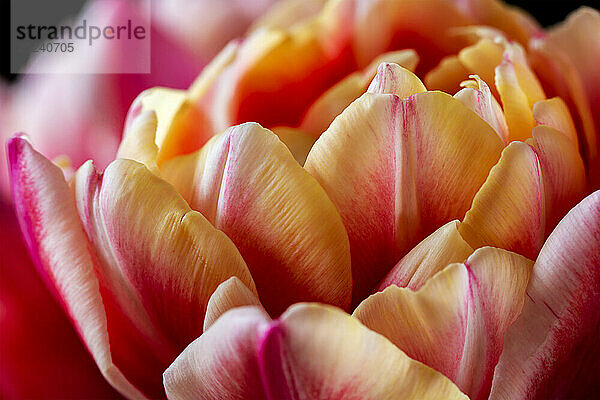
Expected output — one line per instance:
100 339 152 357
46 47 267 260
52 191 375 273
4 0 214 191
261 303 467 399
164 304 468 400
366 63 427 97
490 190 600 399
377 220 473 291
164 307 270 400
203 277 263 332
304 91 503 302
8 136 148 399
0 199 121 399
73 157 256 351
528 37 597 180
355 247 533 400
530 126 586 234
454 75 509 143
161 123 352 315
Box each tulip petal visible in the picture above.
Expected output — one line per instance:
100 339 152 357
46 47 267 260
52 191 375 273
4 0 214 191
454 75 509 143
164 306 270 400
305 91 503 302
495 58 535 142
528 38 597 172
300 50 419 136
490 190 600 399
161 123 352 315
457 39 504 97
546 7 600 184
116 109 159 174
366 63 427 97
377 220 473 291
459 142 544 259
164 304 468 400
530 125 586 233
74 158 256 351
352 0 471 74
355 247 533 400
203 277 263 332
0 199 122 399
271 126 316 166
532 97 578 148
262 303 468 399
8 136 148 399
250 0 326 32
201 0 356 131
134 87 211 165
494 43 545 142
459 128 585 258
424 55 470 94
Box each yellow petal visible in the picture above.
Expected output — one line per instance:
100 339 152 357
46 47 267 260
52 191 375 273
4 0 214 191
271 126 316 166
116 110 159 174
458 38 504 97
459 142 545 259
495 56 536 142
424 55 470 94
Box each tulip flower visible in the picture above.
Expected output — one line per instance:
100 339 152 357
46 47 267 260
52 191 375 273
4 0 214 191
0 0 276 396
5 0 600 399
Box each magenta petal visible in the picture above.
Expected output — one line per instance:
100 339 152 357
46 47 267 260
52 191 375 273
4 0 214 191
0 199 121 399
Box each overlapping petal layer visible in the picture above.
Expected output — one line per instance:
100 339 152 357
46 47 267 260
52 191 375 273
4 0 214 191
9 137 258 398
355 247 532 399
161 123 352 315
490 190 600 399
459 128 585 259
305 71 504 302
164 304 468 400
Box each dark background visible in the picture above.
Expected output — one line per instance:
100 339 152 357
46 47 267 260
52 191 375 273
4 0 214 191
0 0 598 81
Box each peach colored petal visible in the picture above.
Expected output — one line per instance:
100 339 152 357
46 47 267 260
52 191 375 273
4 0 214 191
203 277 264 332
460 131 585 258
355 247 533 400
491 190 600 399
305 91 503 303
164 304 469 399
454 75 509 143
532 97 579 149
161 123 352 315
300 50 419 137
377 220 473 291
271 126 316 166
366 63 427 97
